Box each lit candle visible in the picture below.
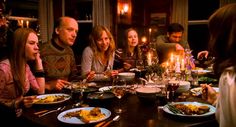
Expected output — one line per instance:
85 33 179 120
147 52 152 66
170 53 174 63
141 36 147 44
175 56 180 73
176 55 179 63
181 59 185 70
21 20 24 28
149 28 152 34
148 28 152 42
26 21 29 28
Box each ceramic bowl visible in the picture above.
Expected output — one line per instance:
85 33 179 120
118 72 135 81
136 86 161 101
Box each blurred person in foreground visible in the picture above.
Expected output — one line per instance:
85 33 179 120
114 28 143 72
201 3 236 127
40 16 84 91
81 25 118 81
0 28 45 124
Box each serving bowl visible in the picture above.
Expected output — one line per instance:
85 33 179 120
118 72 135 81
135 85 161 101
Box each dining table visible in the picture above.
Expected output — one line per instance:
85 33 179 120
21 80 219 127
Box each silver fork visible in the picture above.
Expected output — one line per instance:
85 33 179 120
38 106 66 117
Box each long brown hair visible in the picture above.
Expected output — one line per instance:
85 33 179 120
123 28 142 59
208 3 236 75
89 25 115 60
9 28 37 95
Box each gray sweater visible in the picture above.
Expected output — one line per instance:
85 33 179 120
81 46 115 76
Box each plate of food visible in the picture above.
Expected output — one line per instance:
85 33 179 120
198 77 218 84
34 93 70 105
191 69 212 75
99 85 131 92
64 82 97 90
98 86 113 92
190 87 219 96
57 107 111 124
87 92 115 100
163 102 216 117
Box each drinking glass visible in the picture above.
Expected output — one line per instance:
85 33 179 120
112 77 127 113
166 81 180 102
71 82 83 103
70 81 87 104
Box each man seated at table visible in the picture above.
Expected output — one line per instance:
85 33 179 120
40 16 80 92
155 23 191 64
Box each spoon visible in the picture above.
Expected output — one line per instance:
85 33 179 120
38 106 65 117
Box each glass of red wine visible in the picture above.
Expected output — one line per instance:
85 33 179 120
166 81 180 101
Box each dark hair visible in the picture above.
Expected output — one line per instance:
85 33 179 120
208 3 236 75
167 23 184 34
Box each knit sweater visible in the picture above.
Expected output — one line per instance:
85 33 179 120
40 40 78 81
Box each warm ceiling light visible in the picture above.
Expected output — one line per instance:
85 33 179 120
123 4 129 13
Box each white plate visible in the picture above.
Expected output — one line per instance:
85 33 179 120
99 86 131 92
192 69 212 74
163 102 216 117
64 82 97 90
34 93 70 105
57 107 111 124
190 87 219 96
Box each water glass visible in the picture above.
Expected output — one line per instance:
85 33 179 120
112 78 127 113
70 82 85 103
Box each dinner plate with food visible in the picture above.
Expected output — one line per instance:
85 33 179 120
99 85 132 92
87 92 115 100
57 107 111 124
190 87 219 96
34 93 71 105
191 69 212 75
163 102 216 117
64 82 97 90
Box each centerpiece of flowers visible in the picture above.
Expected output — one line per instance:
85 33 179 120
145 63 166 83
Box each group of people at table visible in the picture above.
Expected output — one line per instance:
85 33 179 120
0 3 236 127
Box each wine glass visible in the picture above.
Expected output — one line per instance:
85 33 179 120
70 82 83 104
70 81 87 105
166 81 180 102
112 77 127 113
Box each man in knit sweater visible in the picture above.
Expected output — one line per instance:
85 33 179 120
40 16 79 91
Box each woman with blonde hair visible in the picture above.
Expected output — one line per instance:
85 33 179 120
0 28 45 124
81 25 118 80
